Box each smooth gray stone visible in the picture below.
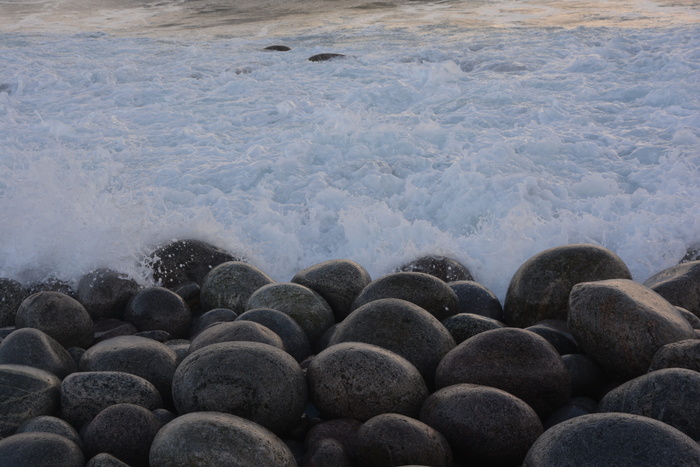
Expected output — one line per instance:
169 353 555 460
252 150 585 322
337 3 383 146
526 321 578 355
16 415 83 449
0 432 84 467
0 364 61 437
649 338 700 373
200 261 274 314
60 371 162 428
189 320 284 353
124 286 191 338
307 342 428 421
441 312 504 344
0 327 77 378
448 280 503 320
76 269 140 321
189 308 237 338
397 255 473 282
523 413 700 467
643 260 700 317
236 308 312 362
149 412 297 467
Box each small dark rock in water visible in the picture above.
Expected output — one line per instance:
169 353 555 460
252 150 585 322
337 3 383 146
543 397 597 430
420 383 542 466
15 291 94 349
441 312 504 344
648 338 700 373
265 45 291 51
236 308 312 362
435 327 571 419
200 261 274 314
525 320 578 355
0 278 29 327
561 353 605 398
60 371 163 428
306 342 428 421
82 403 161 467
448 280 503 320
246 282 335 345
681 247 700 263
356 413 453 467
643 260 700 318
0 364 61 437
397 255 473 282
76 269 141 321
568 278 695 381
504 243 632 328
597 368 700 440
93 319 138 343
124 286 191 338
0 432 84 467
16 415 83 450
329 298 455 387
189 307 238 338
28 277 76 297
291 259 372 323
308 53 345 62
522 412 700 466
172 341 307 435
352 271 459 321
148 239 241 289
149 412 297 467
0 328 77 379
188 320 285 353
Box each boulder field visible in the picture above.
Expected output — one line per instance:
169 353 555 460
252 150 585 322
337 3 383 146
1 240 699 466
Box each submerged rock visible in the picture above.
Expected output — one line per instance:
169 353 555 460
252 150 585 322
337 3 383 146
308 53 345 62
264 45 291 51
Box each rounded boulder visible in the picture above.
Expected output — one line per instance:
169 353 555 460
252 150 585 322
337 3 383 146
643 260 700 317
0 432 84 467
397 255 473 282
448 280 503 320
200 261 274 314
0 278 29 327
0 364 61 436
441 313 504 344
76 269 140 321
124 287 191 338
16 415 83 450
189 320 284 353
0 327 77 378
649 338 700 373
235 308 312 362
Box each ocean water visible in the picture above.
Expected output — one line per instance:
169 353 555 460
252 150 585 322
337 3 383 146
0 0 699 300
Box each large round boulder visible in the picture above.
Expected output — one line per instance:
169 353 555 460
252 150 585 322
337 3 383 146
188 320 284 353
235 308 312 362
448 280 503 320
246 282 334 345
200 261 274 314
172 341 307 435
356 413 452 467
397 255 473 282
435 327 570 419
15 291 93 349
352 272 459 321
643 260 700 317
568 279 696 380
420 383 543 466
597 368 700 440
329 298 455 386
124 287 191 338
306 342 428 421
0 328 77 378
523 413 700 466
291 259 372 322
76 269 141 321
0 278 29 327
504 244 632 327
0 364 61 436
648 338 700 372
0 432 84 467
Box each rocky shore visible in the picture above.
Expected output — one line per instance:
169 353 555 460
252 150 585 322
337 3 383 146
1 240 699 466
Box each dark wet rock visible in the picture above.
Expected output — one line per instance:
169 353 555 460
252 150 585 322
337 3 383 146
648 338 700 373
60 371 163 428
676 306 700 328
561 353 605 398
162 339 190 364
525 320 578 355
76 269 141 321
152 408 177 428
291 259 372 322
134 329 173 342
86 453 131 467
504 244 632 328
436 327 570 419
0 364 61 437
246 282 335 345
307 342 428 421
568 279 696 380
441 312 504 344
305 417 362 460
236 308 312 362
398 255 473 282
189 307 237 338
82 403 161 467
681 247 700 263
597 368 700 440
93 319 138 343
149 411 297 467
356 413 452 467
79 335 178 404
352 272 459 322
0 278 30 327
522 412 700 467
189 320 285 353
0 328 77 378
16 415 83 449
302 438 353 467
329 298 455 386
148 239 240 289
448 280 503 320
174 282 201 315
643 260 700 317
200 261 274 314
543 397 597 430
124 287 191 338
172 341 307 435
15 291 93 349
420 383 542 466
309 53 345 62
0 432 84 467
265 45 291 51
27 277 75 297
